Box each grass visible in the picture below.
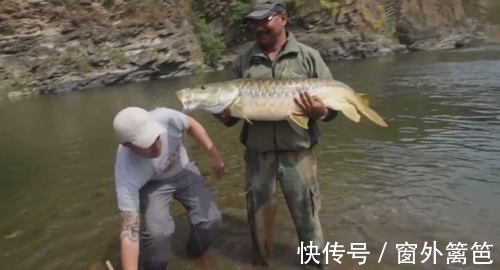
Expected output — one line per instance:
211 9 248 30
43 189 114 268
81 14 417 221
112 51 129 67
319 0 342 17
120 0 169 22
5 84 24 93
362 4 386 32
0 84 24 98
75 59 90 73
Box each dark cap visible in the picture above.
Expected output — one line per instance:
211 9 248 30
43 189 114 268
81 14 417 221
243 0 286 22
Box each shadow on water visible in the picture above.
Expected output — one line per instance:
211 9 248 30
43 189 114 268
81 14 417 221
1 45 500 270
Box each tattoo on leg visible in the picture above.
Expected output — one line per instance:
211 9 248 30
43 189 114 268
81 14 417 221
120 211 140 242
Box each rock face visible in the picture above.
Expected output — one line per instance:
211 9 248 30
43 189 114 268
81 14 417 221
250 0 487 61
394 0 476 51
0 0 498 97
284 0 410 61
0 0 203 95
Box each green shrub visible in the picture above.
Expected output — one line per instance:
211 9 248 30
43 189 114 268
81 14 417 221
189 0 210 18
190 8 226 67
284 0 304 8
75 58 90 72
6 84 24 93
229 0 251 26
319 0 342 17
361 5 386 31
199 33 226 66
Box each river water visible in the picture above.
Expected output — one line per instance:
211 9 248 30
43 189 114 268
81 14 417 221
1 44 500 270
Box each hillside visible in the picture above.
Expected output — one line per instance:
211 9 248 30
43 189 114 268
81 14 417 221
1 0 498 97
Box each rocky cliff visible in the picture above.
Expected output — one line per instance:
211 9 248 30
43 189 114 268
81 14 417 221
0 0 498 98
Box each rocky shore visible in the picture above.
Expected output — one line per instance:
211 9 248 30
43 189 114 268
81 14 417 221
1 0 499 99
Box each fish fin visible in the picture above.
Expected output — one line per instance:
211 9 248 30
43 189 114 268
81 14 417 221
285 70 303 78
281 59 303 78
232 102 253 125
287 114 309 129
339 103 361 123
288 121 307 136
286 115 309 136
355 99 389 127
357 93 371 106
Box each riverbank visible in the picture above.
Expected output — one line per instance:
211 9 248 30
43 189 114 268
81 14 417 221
1 0 499 100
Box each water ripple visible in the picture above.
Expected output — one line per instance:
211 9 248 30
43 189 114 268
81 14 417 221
3 47 500 270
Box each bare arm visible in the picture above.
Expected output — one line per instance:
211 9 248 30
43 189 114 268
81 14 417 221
186 116 219 158
120 210 140 270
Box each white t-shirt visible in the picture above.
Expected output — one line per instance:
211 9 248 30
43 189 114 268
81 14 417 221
114 107 190 212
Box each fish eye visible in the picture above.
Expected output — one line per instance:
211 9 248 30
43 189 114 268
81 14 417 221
200 84 206 90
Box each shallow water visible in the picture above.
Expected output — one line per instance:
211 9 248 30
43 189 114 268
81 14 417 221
1 45 500 270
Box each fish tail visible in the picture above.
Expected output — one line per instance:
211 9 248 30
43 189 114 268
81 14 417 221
354 93 388 127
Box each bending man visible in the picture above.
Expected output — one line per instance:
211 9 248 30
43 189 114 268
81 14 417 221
113 106 224 270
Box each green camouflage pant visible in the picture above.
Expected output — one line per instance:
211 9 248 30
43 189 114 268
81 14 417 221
244 148 325 269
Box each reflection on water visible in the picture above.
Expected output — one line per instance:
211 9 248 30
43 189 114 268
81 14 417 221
1 46 500 270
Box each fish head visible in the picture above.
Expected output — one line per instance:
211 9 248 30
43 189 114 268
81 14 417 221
175 82 239 114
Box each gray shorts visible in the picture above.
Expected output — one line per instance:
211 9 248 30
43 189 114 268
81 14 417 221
138 161 221 270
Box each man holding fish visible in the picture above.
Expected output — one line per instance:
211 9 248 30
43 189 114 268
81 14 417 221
175 0 388 269
217 0 337 269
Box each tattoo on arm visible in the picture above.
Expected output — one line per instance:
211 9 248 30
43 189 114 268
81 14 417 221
120 211 140 243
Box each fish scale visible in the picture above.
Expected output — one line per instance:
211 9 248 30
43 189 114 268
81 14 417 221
176 78 389 133
235 79 339 120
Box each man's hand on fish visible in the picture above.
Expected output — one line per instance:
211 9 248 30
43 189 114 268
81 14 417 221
293 91 328 120
213 109 231 124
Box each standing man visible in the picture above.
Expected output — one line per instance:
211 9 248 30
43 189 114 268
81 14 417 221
213 0 338 269
113 106 224 270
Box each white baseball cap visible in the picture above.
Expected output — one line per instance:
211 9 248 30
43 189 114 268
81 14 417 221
113 107 166 148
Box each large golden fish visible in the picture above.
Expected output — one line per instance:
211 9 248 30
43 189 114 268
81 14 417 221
175 77 388 134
